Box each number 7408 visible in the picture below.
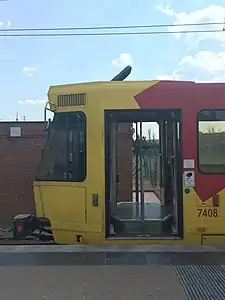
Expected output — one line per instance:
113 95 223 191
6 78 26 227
197 208 218 218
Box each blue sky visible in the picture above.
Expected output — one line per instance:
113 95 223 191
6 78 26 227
0 0 225 121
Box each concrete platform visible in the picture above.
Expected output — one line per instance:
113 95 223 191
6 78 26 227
1 264 225 299
0 245 225 266
1 245 225 299
0 244 225 253
0 265 188 300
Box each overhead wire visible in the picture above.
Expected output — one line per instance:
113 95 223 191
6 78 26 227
0 21 224 32
0 20 224 37
0 29 223 37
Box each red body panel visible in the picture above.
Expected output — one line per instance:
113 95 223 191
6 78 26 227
135 81 225 201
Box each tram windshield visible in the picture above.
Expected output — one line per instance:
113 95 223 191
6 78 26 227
36 112 86 182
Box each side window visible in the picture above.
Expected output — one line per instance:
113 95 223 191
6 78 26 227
198 110 225 173
36 112 86 182
67 113 86 181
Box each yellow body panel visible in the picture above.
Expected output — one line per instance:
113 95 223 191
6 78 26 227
33 80 225 245
202 235 225 245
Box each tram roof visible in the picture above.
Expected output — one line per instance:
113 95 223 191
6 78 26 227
47 80 225 112
48 80 191 93
48 79 225 95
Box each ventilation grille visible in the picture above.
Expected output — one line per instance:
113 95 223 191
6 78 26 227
57 93 87 107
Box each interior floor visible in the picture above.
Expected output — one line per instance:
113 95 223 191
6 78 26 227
110 192 173 237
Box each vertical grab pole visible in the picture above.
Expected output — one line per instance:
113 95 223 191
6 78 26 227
109 122 117 215
139 122 145 221
135 122 139 203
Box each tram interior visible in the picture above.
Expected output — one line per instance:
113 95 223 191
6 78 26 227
105 109 182 238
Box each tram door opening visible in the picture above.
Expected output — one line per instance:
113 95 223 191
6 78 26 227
105 109 182 238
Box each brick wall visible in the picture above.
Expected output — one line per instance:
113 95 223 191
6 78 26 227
0 122 45 226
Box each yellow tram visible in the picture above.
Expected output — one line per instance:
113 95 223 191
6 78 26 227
13 67 225 245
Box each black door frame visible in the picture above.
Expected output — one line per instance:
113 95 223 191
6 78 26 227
104 109 183 239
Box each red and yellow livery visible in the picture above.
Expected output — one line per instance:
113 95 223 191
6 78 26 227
13 67 225 245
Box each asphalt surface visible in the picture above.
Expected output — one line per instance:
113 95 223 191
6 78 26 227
0 265 187 300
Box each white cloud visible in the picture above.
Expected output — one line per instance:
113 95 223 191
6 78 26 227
7 20 11 29
157 4 175 16
112 53 133 68
22 67 37 77
179 51 225 76
157 50 225 82
18 100 46 105
22 67 36 72
0 19 11 28
156 4 225 44
156 69 180 80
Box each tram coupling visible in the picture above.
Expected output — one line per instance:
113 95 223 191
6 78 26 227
12 214 54 241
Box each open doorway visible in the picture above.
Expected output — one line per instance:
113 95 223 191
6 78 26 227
105 109 183 239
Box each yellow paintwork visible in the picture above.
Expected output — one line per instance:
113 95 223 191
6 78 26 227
202 235 225 245
33 80 225 245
